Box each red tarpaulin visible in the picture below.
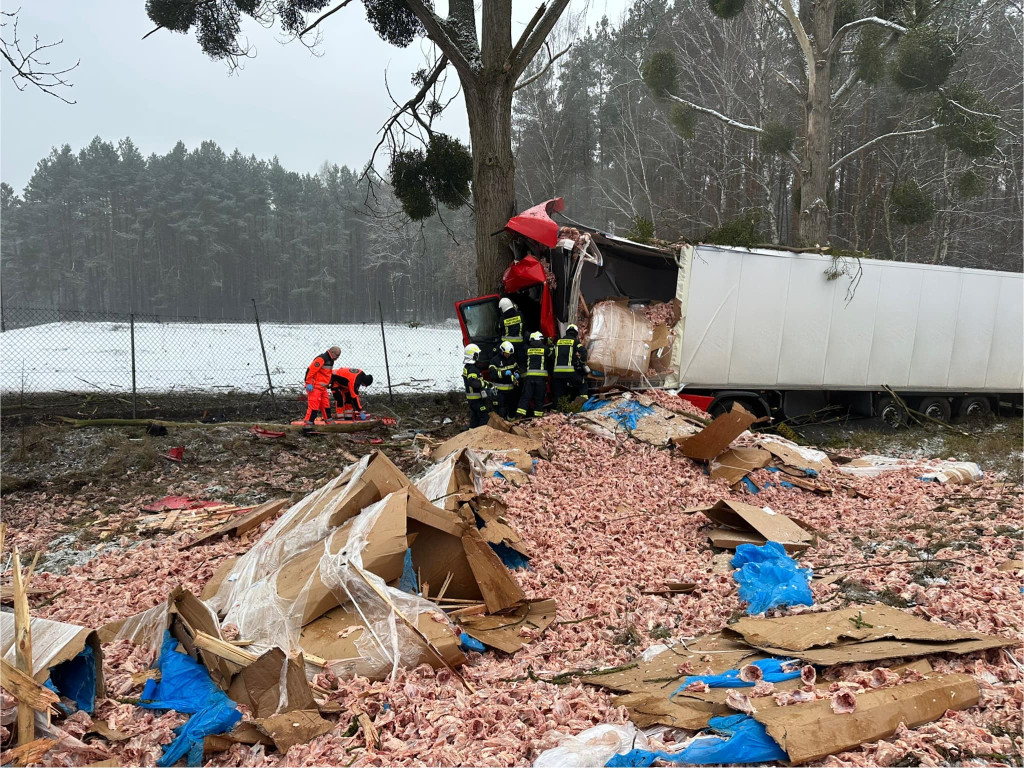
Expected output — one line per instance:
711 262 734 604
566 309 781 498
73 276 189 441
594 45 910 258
502 255 556 339
505 198 565 248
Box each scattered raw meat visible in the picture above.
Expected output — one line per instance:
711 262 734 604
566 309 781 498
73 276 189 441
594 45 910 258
1 402 1021 768
831 690 858 714
683 680 710 693
725 690 757 714
751 681 776 697
801 664 817 687
739 663 763 683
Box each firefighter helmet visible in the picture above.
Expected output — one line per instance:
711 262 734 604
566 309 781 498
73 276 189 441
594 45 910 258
565 324 579 337
529 331 544 343
499 341 515 356
498 297 514 313
463 343 482 362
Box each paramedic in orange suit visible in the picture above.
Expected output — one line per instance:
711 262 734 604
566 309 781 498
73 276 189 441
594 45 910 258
304 346 340 424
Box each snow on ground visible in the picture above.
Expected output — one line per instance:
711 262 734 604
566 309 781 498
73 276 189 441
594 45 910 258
0 321 464 394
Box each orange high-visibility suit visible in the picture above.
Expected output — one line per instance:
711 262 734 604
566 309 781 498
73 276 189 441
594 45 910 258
304 350 336 422
330 367 371 417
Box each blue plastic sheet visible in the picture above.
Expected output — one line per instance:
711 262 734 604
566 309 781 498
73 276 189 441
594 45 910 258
399 549 419 594
732 541 813 615
606 748 688 767
139 631 241 767
48 644 97 713
489 541 530 570
671 658 800 696
677 715 789 764
459 633 486 652
581 397 654 430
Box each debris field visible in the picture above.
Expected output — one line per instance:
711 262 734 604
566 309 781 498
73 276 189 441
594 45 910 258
0 392 1021 768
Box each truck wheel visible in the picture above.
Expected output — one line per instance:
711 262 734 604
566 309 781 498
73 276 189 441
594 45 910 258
876 396 908 429
955 396 991 421
917 396 951 423
709 396 770 421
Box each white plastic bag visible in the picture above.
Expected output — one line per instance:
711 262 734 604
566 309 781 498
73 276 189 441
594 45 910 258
533 724 649 768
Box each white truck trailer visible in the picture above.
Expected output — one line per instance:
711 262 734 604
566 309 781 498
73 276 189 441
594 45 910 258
457 199 1023 422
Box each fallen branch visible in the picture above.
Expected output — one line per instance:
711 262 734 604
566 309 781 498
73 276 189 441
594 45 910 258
58 417 379 433
815 556 966 573
881 385 972 438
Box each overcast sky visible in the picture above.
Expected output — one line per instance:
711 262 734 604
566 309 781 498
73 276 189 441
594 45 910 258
1 0 626 193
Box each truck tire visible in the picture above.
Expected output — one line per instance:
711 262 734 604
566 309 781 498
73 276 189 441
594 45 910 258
876 396 908 429
955 396 991 421
709 395 770 421
916 396 952 423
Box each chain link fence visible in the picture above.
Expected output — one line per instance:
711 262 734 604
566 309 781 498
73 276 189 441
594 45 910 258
0 306 463 416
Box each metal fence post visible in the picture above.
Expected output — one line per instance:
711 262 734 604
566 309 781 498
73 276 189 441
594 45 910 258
130 312 137 419
252 299 278 413
378 300 394 403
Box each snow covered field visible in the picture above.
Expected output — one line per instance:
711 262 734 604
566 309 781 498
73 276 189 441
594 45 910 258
0 321 464 394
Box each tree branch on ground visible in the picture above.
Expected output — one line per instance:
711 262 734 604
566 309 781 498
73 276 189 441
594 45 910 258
1 10 78 103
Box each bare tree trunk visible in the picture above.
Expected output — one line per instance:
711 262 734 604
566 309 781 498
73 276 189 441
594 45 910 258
798 0 835 246
466 82 516 293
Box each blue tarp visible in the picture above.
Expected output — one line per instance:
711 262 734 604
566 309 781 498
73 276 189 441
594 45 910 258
139 631 241 767
490 541 530 570
47 644 97 714
459 633 486 653
603 716 788 766
581 397 654 431
677 715 789 764
732 541 813 615
671 658 800 697
399 549 419 594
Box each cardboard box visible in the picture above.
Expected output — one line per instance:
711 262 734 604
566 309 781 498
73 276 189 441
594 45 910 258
693 499 813 553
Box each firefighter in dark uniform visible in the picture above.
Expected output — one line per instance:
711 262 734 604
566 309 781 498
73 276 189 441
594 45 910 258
516 331 550 418
488 340 520 418
462 344 491 428
551 324 588 408
498 297 525 368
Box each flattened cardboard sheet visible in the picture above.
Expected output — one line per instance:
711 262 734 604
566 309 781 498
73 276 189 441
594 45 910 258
754 673 979 765
675 403 757 461
709 447 772 486
727 603 1015 664
695 500 813 552
459 599 556 653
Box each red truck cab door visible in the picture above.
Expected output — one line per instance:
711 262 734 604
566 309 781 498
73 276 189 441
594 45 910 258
455 295 502 363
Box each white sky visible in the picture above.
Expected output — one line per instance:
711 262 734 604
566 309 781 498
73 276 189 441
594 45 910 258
1 0 627 193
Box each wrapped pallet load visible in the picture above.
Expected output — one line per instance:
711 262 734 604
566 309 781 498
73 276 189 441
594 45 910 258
587 300 654 380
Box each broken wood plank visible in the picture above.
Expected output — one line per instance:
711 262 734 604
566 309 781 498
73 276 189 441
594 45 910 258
351 706 380 750
3 737 57 766
193 632 259 667
12 549 35 744
0 659 60 712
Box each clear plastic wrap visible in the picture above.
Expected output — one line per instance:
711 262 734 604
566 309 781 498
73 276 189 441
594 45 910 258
587 300 654 378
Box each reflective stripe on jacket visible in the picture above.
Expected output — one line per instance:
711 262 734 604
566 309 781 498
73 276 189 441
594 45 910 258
463 363 485 399
489 359 519 391
553 337 581 374
524 343 549 378
501 308 523 343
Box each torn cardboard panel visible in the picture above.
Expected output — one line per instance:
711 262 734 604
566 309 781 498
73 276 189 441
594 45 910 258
414 448 484 511
709 448 772 486
255 709 335 753
430 426 542 471
206 451 410 617
580 634 763 730
581 394 703 446
755 436 831 475
727 603 1015 664
226 648 316 719
754 673 979 765
676 403 759 461
458 599 557 653
185 498 289 549
639 582 696 596
470 496 530 559
694 500 813 553
1 613 103 695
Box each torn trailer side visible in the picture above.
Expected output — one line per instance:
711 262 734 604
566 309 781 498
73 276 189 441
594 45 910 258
456 198 1024 423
